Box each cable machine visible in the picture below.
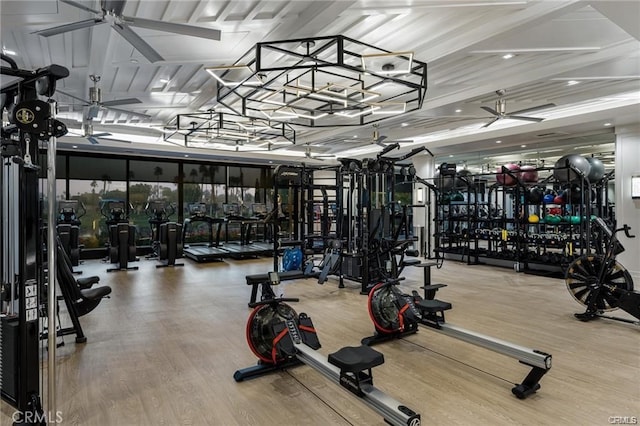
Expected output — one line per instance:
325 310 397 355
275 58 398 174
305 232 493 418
1 54 69 425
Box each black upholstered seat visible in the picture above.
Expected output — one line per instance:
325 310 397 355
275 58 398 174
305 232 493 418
416 299 452 313
328 345 384 372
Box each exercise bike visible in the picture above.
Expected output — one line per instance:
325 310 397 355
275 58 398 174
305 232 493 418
56 199 86 269
145 200 184 268
101 200 138 272
565 217 638 325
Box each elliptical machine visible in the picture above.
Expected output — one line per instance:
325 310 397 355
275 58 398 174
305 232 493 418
101 200 138 272
56 199 85 269
145 200 183 268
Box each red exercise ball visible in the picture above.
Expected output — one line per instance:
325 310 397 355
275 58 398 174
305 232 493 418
553 195 564 204
519 165 539 183
496 163 520 186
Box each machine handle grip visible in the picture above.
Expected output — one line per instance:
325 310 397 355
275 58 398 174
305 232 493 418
248 297 300 309
622 225 635 238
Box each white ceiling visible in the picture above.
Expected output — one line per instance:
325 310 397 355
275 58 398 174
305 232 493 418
1 0 639 166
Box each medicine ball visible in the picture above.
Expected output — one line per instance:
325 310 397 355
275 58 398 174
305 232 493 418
519 165 539 183
451 192 464 202
570 215 581 225
528 214 540 223
585 157 605 183
548 207 561 215
543 193 555 204
553 195 564 204
546 215 561 225
496 163 520 186
553 154 591 182
526 187 544 204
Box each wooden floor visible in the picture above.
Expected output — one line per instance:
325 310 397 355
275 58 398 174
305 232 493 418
2 255 639 425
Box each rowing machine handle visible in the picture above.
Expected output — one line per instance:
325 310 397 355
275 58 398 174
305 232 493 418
382 277 406 286
622 225 635 238
248 297 300 309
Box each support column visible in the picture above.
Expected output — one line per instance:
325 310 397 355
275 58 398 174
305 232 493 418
413 154 436 257
614 125 640 281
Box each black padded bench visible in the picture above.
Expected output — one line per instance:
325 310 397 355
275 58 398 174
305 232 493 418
246 270 308 305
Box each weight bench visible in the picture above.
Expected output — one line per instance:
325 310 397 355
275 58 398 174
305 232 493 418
245 270 308 305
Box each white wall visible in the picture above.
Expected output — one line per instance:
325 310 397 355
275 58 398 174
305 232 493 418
614 125 640 281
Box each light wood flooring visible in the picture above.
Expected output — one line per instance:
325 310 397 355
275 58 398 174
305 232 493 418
1 255 639 425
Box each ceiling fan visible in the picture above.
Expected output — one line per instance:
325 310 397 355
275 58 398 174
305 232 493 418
344 124 413 149
33 0 222 63
59 75 151 122
68 123 132 145
481 89 555 128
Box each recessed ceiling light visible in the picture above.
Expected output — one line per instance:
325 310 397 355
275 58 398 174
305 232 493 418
160 78 170 84
449 154 454 157
455 109 462 113
184 154 189 157
401 122 409 127
502 53 514 59
269 161 273 164
567 80 579 86
353 135 358 138
72 145 78 149
604 122 612 127
521 144 527 148
129 58 139 64
495 140 502 144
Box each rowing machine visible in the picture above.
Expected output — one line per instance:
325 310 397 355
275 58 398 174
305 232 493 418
234 275 421 426
362 279 552 399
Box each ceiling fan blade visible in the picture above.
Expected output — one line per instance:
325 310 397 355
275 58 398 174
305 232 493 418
87 136 100 145
101 98 142 107
85 104 102 120
506 115 544 122
34 18 105 37
60 0 101 14
480 106 499 116
125 16 222 40
104 105 151 119
482 117 500 128
112 23 164 63
58 90 90 104
508 103 556 115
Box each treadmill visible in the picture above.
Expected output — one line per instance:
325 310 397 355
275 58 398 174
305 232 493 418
182 203 227 262
221 203 273 258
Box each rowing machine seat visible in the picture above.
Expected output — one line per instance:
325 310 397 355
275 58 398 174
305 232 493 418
328 345 384 373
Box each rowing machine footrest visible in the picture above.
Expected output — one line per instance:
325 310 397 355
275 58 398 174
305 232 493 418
420 284 447 291
328 345 384 373
401 259 421 267
298 314 321 350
